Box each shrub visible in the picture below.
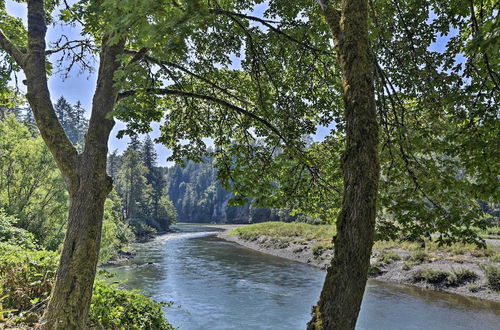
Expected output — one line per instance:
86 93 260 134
451 268 478 286
0 243 58 316
481 264 500 291
403 250 429 270
412 269 451 285
0 242 173 328
374 250 401 267
89 280 174 329
0 210 36 249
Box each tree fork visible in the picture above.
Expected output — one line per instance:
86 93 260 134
308 0 379 328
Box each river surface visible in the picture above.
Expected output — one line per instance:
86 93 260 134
105 224 500 329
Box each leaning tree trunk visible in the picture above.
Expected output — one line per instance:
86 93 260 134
308 0 379 329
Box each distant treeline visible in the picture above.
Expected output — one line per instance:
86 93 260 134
164 158 313 224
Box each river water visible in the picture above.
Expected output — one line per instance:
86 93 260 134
104 224 500 329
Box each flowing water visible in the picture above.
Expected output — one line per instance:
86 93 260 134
104 224 500 329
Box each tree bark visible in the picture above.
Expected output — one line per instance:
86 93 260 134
0 1 124 328
41 33 124 328
308 0 379 329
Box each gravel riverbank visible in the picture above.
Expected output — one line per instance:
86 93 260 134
217 227 500 303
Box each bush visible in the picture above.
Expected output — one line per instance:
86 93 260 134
374 250 401 267
0 210 36 249
0 243 58 317
481 264 500 291
403 250 429 270
412 269 451 284
451 268 478 286
0 242 173 328
89 280 174 329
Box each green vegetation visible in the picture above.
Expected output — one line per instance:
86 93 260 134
229 222 336 249
0 217 172 328
373 251 401 268
109 136 177 238
412 268 479 287
166 158 312 224
402 250 430 270
90 280 174 330
0 115 134 263
481 264 500 291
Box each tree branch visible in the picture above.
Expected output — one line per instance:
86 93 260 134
211 9 331 54
24 0 77 185
123 49 251 105
0 28 26 67
316 0 342 42
119 88 286 142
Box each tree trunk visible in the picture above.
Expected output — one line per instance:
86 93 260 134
308 0 379 329
41 165 112 329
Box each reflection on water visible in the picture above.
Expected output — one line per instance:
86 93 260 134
105 224 500 330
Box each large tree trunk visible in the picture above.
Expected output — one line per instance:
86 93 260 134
41 34 124 327
41 168 111 329
308 0 379 329
2 2 126 328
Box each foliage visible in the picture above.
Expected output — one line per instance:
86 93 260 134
0 242 58 320
166 156 310 224
90 280 174 330
52 97 88 149
373 250 401 267
0 116 67 250
0 209 35 249
99 191 135 264
112 137 177 237
412 267 479 287
0 240 172 328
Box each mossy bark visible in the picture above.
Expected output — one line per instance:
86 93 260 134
11 1 125 328
308 0 379 329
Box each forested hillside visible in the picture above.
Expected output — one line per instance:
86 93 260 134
165 158 308 224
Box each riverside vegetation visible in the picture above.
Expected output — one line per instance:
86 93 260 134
226 222 500 301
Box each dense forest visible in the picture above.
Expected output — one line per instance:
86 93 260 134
166 157 311 224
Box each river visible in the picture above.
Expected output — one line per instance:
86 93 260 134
104 224 500 329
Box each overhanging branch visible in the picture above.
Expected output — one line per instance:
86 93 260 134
118 88 286 142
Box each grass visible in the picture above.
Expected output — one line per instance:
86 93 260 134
229 222 497 262
474 226 500 236
481 264 500 291
412 267 478 286
228 222 336 249
402 250 430 270
375 239 496 259
373 250 401 267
